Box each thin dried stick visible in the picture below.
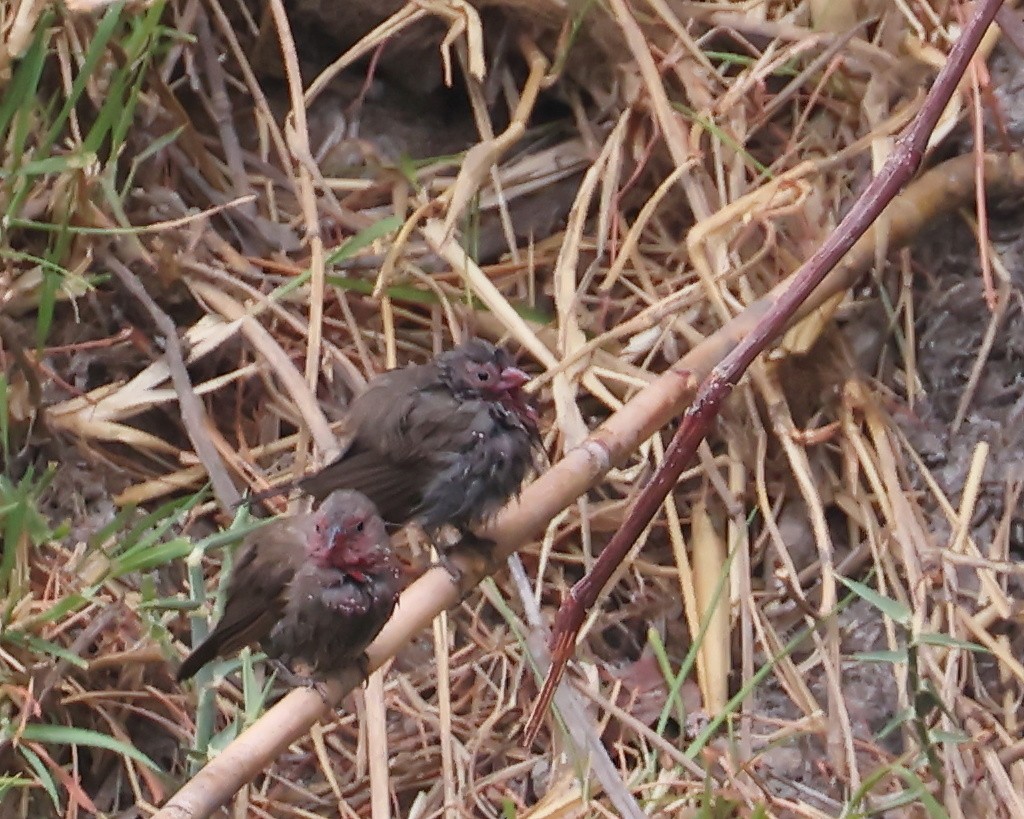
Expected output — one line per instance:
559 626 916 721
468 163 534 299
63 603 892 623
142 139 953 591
524 0 1009 743
507 556 647 818
266 0 328 483
106 258 240 512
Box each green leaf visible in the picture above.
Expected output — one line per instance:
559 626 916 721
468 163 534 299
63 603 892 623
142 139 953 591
16 724 159 771
88 503 138 549
876 706 914 740
17 745 60 811
647 627 688 732
865 787 933 813
114 493 199 557
28 592 92 627
324 215 403 265
915 632 986 653
889 766 948 819
835 575 911 625
661 540 740 740
206 720 241 756
266 216 403 303
21 635 89 669
122 127 183 197
0 477 36 600
852 650 906 664
113 536 193 575
105 492 205 578
671 101 771 178
101 2 166 164
11 153 96 176
139 596 201 612
930 729 971 744
35 265 61 346
240 650 274 725
192 516 268 555
0 13 51 154
42 2 126 152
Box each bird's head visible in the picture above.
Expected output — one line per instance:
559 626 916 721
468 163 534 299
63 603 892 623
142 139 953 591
440 339 538 428
310 490 392 580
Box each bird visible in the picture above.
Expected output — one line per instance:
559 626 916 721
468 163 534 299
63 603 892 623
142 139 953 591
256 338 542 537
176 490 401 683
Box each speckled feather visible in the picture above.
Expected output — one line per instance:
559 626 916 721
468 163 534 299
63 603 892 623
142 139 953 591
296 339 542 533
266 564 401 673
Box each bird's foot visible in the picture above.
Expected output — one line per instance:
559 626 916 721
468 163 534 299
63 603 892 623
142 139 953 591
430 553 465 586
458 531 497 554
355 652 370 686
429 531 500 598
270 660 331 705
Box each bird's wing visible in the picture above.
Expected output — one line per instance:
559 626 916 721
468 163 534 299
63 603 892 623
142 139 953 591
345 363 453 459
297 364 476 522
249 365 434 507
177 520 304 680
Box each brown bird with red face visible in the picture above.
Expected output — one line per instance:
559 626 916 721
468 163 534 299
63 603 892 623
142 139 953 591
260 338 542 536
176 490 400 682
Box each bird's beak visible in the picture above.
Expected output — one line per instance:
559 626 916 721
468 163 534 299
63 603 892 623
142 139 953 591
498 366 529 390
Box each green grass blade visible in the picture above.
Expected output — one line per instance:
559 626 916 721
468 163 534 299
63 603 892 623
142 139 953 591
113 537 194 576
915 632 985 652
16 745 60 811
41 3 127 152
0 14 51 157
21 635 90 669
16 724 160 771
836 575 912 626
267 215 403 302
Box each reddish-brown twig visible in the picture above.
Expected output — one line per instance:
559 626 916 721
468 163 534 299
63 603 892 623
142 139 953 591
524 0 1007 745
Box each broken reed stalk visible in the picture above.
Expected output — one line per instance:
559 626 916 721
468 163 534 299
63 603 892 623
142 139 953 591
522 0 1009 742
153 142 1024 818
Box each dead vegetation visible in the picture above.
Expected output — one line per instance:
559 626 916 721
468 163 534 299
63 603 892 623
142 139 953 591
1 0 1024 816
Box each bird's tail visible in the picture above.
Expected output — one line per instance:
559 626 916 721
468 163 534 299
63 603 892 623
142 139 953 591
176 634 223 682
236 481 296 512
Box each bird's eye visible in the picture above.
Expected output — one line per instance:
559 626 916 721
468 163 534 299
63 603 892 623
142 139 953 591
355 521 365 533
476 370 489 381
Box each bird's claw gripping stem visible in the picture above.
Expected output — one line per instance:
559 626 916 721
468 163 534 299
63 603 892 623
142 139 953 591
430 531 501 598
